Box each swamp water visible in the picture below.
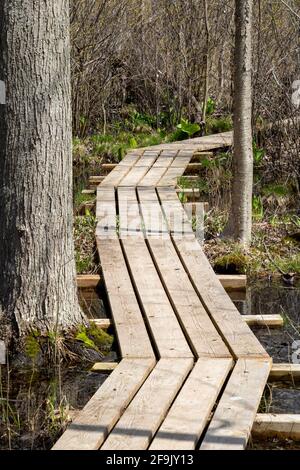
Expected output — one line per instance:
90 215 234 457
1 280 300 450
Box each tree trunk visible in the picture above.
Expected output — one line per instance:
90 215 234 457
226 0 253 246
201 0 210 127
0 0 84 336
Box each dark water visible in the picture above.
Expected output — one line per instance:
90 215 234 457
233 279 300 364
1 281 300 450
232 280 300 450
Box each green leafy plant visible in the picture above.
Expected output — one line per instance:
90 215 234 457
253 140 265 167
206 97 215 116
176 119 200 138
252 195 264 221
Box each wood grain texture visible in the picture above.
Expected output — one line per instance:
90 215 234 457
252 414 300 440
148 238 230 358
173 237 269 359
96 238 154 359
243 314 283 327
122 238 193 358
150 358 233 450
201 358 272 450
52 358 155 450
101 358 193 450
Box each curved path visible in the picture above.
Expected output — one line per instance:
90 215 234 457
53 131 271 451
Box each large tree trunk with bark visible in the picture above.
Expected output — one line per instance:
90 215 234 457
226 0 253 246
0 0 84 336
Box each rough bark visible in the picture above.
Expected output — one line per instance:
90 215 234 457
0 0 85 335
226 0 253 246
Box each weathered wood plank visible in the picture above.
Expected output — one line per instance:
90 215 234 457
201 358 272 450
150 358 233 450
147 238 230 358
122 238 193 358
252 414 300 441
96 187 117 238
91 362 118 372
138 188 169 239
118 187 144 239
101 358 193 450
269 363 300 381
77 274 101 288
158 187 194 238
96 238 154 359
76 273 247 291
90 318 111 330
119 153 159 187
217 274 247 291
172 238 269 358
52 358 155 450
243 314 283 327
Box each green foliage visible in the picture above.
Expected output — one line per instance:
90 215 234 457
262 183 291 198
74 214 98 274
253 140 265 167
206 97 215 116
273 253 300 274
252 195 264 221
206 115 233 134
25 332 41 360
75 324 114 352
176 118 200 138
213 252 248 275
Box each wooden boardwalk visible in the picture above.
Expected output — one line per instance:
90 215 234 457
53 131 272 451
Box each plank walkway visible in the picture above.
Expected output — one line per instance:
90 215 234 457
53 131 272 451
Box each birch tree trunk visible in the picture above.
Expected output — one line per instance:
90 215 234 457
0 0 84 335
226 0 253 246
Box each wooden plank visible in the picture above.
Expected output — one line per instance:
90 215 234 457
82 189 95 195
91 362 118 372
102 163 118 170
77 274 101 288
90 312 283 334
253 414 300 441
96 238 154 359
52 358 155 450
101 358 193 450
217 274 246 291
96 187 117 239
150 358 233 450
118 187 144 239
133 131 232 153
76 273 246 291
172 237 269 359
147 238 230 358
122 238 193 358
269 363 300 381
138 188 169 239
158 188 194 239
201 358 272 450
119 153 159 187
243 314 283 327
100 152 143 187
90 319 111 330
89 176 105 185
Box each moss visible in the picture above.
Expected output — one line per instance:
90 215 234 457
75 324 114 352
213 252 248 275
24 332 41 359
